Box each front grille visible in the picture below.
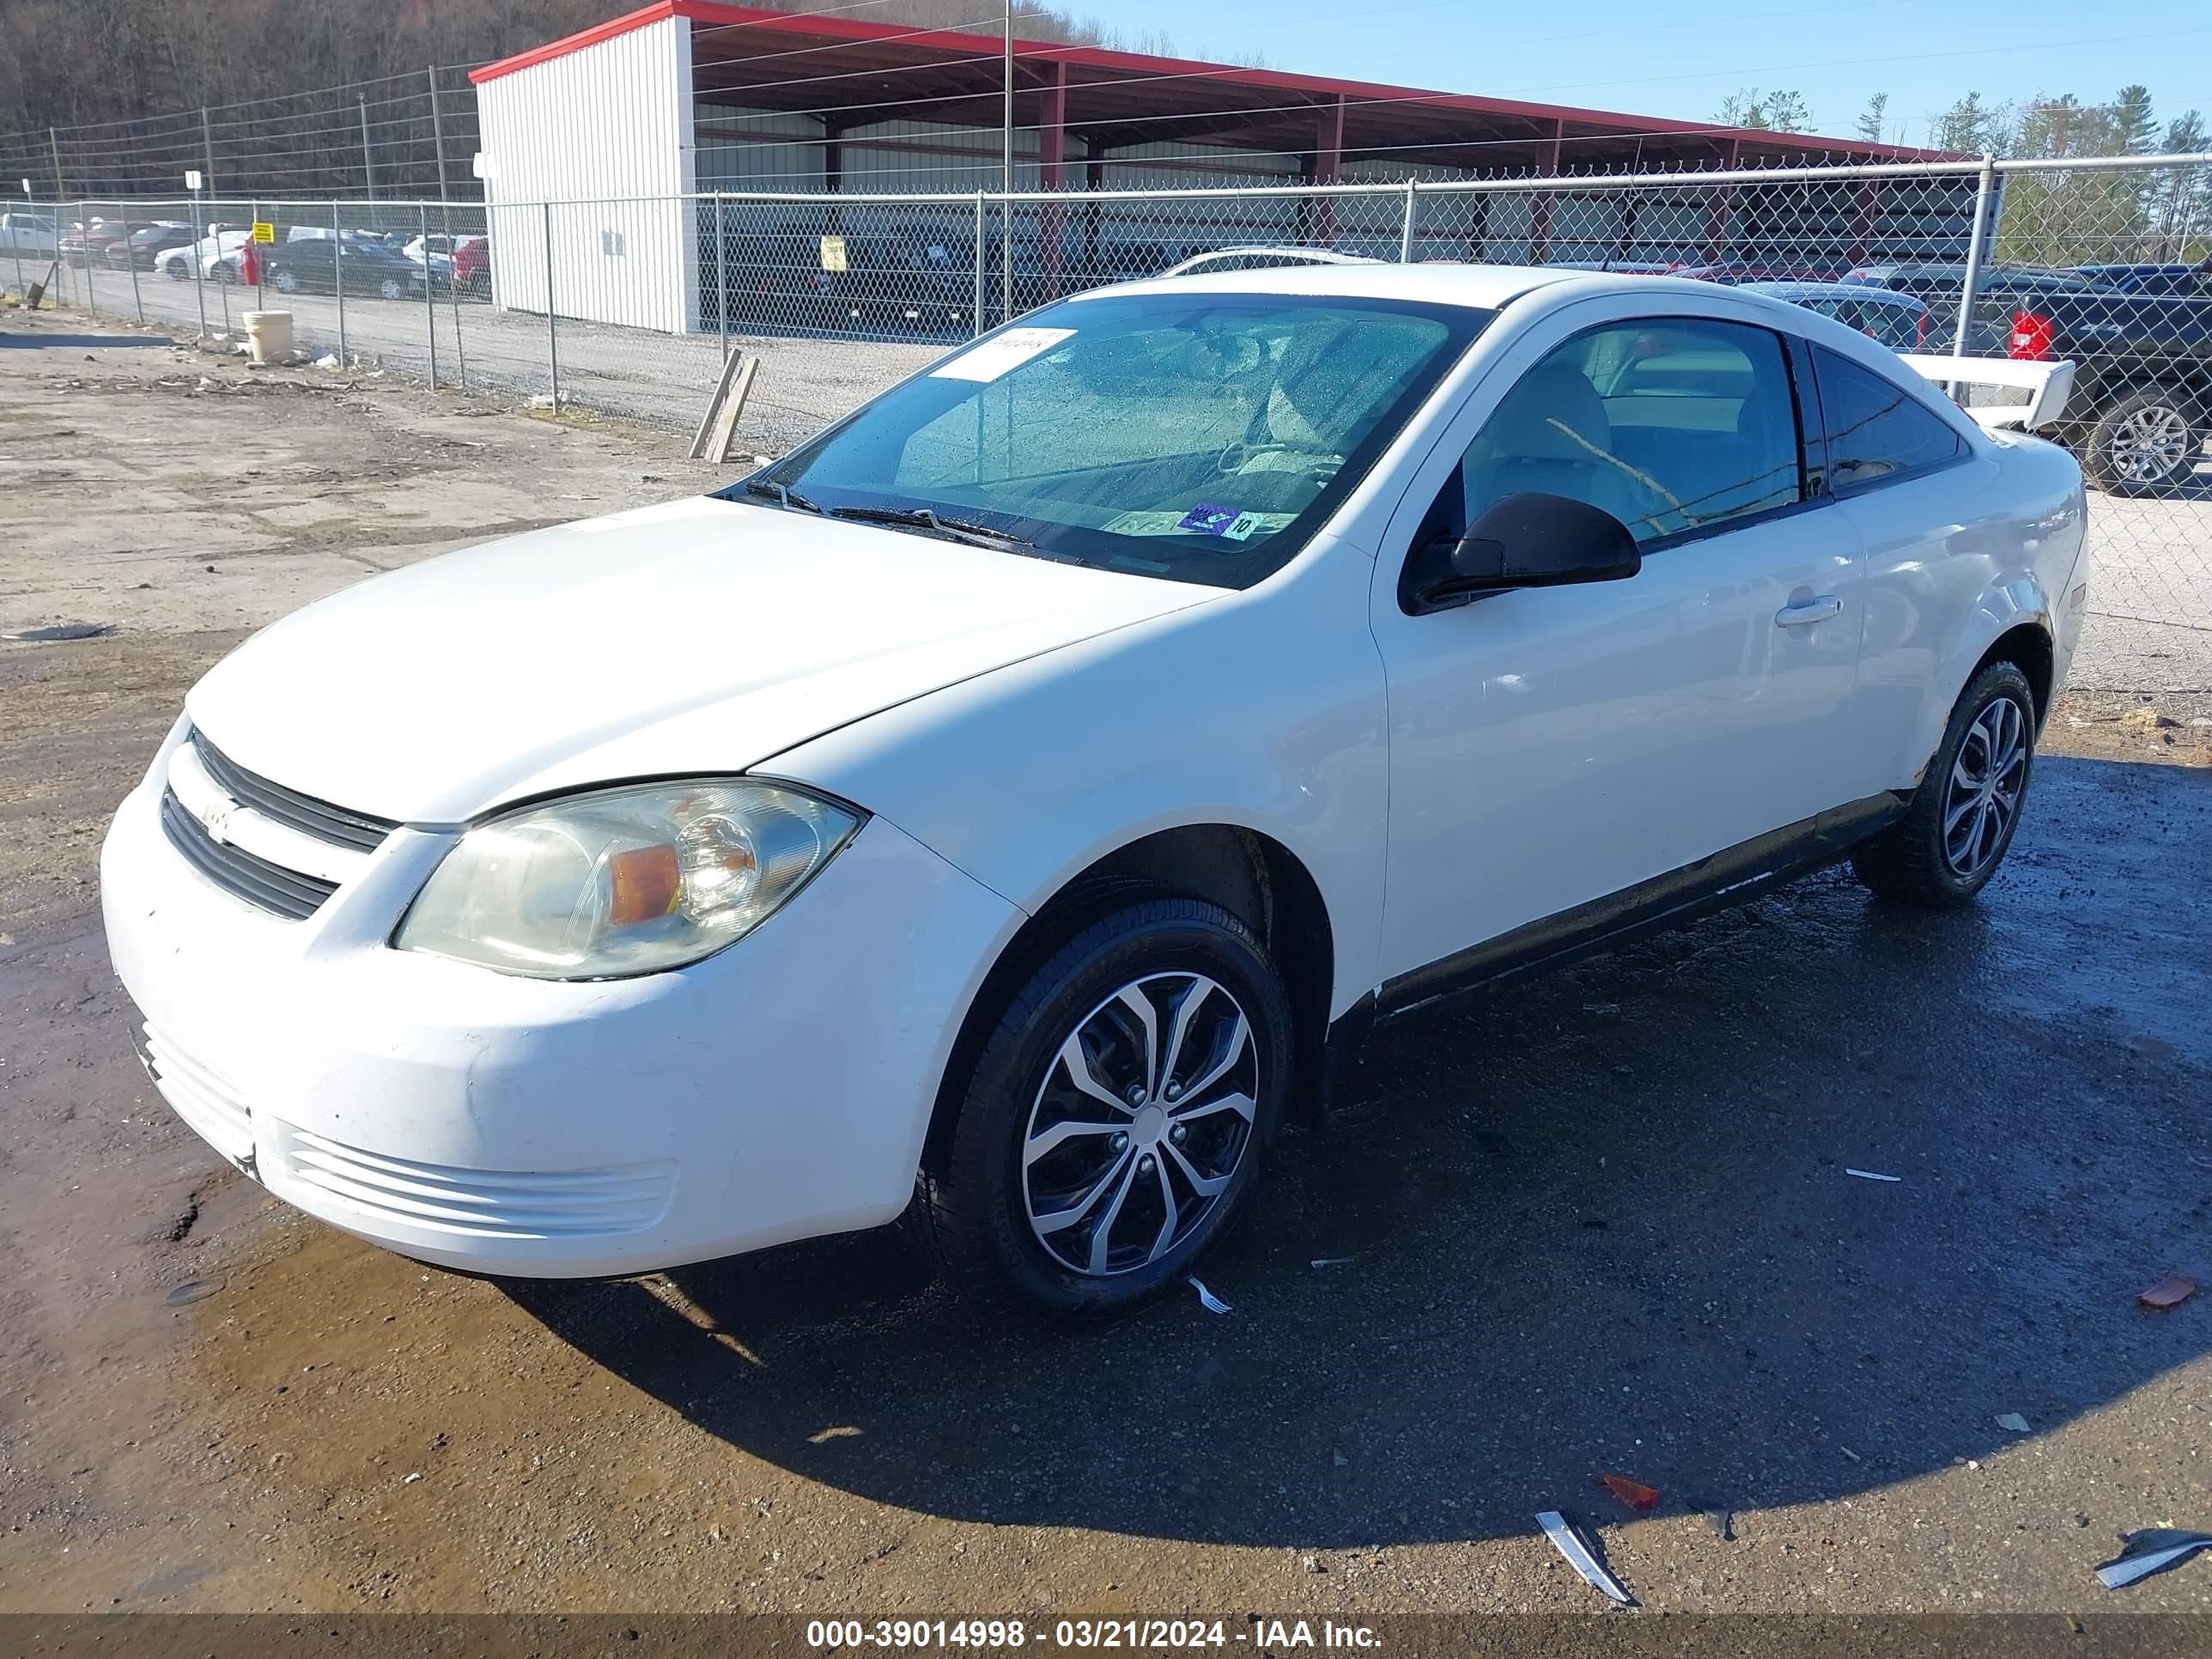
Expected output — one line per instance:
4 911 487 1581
191 730 396 853
271 1124 676 1240
161 787 337 919
143 1023 253 1161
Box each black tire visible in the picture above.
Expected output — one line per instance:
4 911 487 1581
1852 661 2038 908
272 269 297 295
914 897 1293 1318
2083 386 2203 495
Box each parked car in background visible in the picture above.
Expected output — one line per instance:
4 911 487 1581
823 222 976 335
106 223 197 270
61 218 144 266
450 235 490 297
706 214 839 334
2069 261 2211 298
0 210 59 257
2001 282 2212 493
263 237 430 301
1843 263 2118 354
105 266 2087 1313
1740 280 1929 350
401 233 483 290
161 228 251 282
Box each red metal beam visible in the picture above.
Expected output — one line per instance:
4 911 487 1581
1039 64 1069 296
1309 94 1346 246
1528 119 1564 264
469 0 1952 166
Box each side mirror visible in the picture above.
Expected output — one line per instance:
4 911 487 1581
1404 491 1641 613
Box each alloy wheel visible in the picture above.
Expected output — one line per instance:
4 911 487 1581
2109 403 2191 485
1942 694 2029 878
1021 972 1258 1278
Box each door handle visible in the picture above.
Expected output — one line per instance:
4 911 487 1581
1775 595 1843 627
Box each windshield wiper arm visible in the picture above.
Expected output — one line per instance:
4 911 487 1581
827 503 1036 552
740 478 825 515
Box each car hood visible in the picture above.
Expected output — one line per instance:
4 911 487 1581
185 496 1219 823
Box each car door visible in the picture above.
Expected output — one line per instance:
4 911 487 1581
1366 299 1868 992
1806 341 1986 786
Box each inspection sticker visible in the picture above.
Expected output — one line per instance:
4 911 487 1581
1100 507 1295 540
929 325 1075 381
1176 504 1282 541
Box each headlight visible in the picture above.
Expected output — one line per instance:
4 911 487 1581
395 780 861 980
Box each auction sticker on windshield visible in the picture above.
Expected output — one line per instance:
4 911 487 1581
930 326 1076 381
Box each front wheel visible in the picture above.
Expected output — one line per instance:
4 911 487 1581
379 276 404 301
272 269 298 294
2085 386 2202 495
915 898 1292 1317
1852 661 2037 907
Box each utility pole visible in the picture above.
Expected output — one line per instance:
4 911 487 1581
48 127 64 198
358 94 377 198
1001 0 1012 325
200 106 217 194
428 68 449 201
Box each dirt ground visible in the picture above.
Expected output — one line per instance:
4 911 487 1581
2 310 2209 1628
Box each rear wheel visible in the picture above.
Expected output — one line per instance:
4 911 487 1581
915 897 1291 1317
2085 386 2202 495
1853 661 2037 908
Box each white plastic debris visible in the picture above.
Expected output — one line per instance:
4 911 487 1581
314 352 339 369
1996 1413 2031 1433
1310 1256 1356 1270
1844 1168 1903 1182
2096 1529 2212 1589
1535 1510 1633 1606
1188 1276 1232 1315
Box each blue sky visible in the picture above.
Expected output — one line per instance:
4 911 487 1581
1086 0 2212 147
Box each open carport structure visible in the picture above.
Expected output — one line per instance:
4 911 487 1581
469 1 1968 335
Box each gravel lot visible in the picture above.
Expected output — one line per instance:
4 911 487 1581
2 312 2209 1632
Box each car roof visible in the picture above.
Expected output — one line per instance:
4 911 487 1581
1087 261 1603 309
1741 279 1926 307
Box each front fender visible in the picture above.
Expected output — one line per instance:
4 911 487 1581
761 538 1389 1021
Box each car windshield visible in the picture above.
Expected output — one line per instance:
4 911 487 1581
739 291 1486 588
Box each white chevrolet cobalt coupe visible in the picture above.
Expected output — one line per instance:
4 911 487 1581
104 265 2088 1315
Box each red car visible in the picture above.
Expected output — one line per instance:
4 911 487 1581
452 235 490 297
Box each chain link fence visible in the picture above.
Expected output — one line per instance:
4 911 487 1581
12 153 2209 695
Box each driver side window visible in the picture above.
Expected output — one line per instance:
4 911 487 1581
1419 317 1804 550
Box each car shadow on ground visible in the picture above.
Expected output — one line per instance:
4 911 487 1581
0 330 171 348
506 754 2210 1548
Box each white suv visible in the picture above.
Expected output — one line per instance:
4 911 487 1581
103 265 2087 1315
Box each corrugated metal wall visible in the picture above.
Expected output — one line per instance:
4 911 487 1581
480 16 696 333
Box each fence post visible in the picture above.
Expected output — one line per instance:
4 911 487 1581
444 200 467 391
125 220 144 324
715 192 730 361
252 199 264 310
1952 152 1998 362
190 192 207 338
332 201 347 366
422 202 438 389
543 201 560 410
77 201 91 314
973 191 986 337
1399 180 1417 263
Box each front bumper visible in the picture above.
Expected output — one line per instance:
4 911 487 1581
100 750 1018 1277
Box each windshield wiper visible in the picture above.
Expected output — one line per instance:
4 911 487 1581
740 478 825 515
827 503 1037 553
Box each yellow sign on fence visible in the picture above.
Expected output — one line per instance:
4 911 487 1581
250 222 275 244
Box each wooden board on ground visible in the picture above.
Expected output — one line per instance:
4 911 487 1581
705 355 761 465
689 347 747 460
